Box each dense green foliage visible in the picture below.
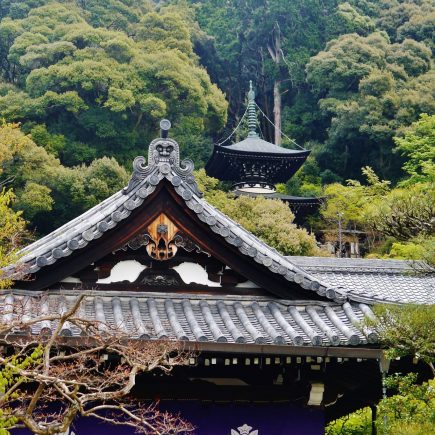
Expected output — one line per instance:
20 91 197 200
327 376 435 434
0 122 128 233
195 169 321 256
328 304 435 435
377 374 435 435
371 304 435 374
0 0 227 167
326 407 372 435
320 167 434 261
306 32 433 180
187 0 434 182
1 0 432 183
0 0 432 259
394 113 435 184
0 189 28 289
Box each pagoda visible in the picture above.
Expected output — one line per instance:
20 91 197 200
205 82 321 223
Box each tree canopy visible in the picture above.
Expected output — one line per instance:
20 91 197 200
0 1 227 166
0 122 128 234
0 0 432 263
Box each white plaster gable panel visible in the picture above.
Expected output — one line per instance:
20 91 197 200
173 262 221 287
97 260 147 284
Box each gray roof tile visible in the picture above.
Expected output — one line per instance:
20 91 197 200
0 290 373 347
289 257 434 304
4 135 433 306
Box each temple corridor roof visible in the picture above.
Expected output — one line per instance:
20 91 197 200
0 290 376 347
290 257 435 305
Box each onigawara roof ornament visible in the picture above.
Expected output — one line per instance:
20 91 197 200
123 119 201 196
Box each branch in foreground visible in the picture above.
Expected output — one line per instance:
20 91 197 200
0 294 195 434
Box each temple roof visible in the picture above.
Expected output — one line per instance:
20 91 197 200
290 257 435 305
0 290 376 347
7 128 433 306
3 124 433 352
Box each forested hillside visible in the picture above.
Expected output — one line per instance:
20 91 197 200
0 0 433 260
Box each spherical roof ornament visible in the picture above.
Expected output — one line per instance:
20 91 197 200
160 119 171 138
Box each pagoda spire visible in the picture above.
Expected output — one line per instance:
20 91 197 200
247 80 258 138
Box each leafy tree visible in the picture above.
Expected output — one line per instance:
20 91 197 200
0 189 28 289
326 376 435 435
0 2 227 167
375 0 435 49
195 169 321 256
377 374 435 435
320 166 389 231
368 302 435 433
328 303 435 435
326 407 372 435
365 183 434 242
306 31 433 180
0 122 128 234
371 304 435 375
189 0 361 141
319 165 434 261
394 113 435 184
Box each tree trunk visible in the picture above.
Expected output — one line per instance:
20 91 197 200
273 79 281 145
268 23 282 146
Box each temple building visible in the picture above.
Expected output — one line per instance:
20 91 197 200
3 123 434 434
206 83 321 224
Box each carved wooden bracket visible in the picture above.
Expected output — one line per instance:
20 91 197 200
146 214 179 260
115 214 209 260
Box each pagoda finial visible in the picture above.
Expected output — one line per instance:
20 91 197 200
247 81 258 137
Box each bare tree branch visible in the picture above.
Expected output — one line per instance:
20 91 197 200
0 295 195 434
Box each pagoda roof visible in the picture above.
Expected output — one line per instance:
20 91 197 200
216 137 309 156
205 142 309 183
234 190 322 205
205 82 310 184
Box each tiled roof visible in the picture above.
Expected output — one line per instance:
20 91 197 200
0 290 376 347
234 190 322 205
290 257 435 305
217 137 309 156
6 134 433 306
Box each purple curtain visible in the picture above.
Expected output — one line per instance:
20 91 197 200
14 402 324 434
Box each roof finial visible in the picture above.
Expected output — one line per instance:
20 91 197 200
247 81 258 137
160 119 171 138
